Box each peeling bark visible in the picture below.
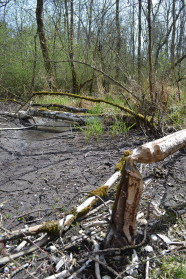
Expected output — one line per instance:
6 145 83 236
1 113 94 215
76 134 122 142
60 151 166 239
105 158 143 248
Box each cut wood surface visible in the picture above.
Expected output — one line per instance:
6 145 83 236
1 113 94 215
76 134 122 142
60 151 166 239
131 129 186 163
105 129 186 247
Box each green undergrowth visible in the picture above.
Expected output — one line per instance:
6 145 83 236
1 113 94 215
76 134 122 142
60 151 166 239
109 118 136 136
151 254 186 279
169 104 186 127
81 116 104 142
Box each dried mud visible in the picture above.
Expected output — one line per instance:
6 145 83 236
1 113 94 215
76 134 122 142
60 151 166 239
0 102 185 278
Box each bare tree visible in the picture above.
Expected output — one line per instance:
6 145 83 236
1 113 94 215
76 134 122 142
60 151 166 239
36 0 57 90
0 0 11 8
154 1 185 69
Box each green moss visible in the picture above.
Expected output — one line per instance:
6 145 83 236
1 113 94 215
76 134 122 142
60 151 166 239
115 150 132 171
40 221 60 236
39 107 49 111
88 185 109 198
66 207 77 216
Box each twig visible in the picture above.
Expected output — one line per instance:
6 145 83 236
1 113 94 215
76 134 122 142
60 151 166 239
91 239 101 279
145 257 150 279
90 256 122 278
0 234 49 265
45 269 71 279
67 259 92 279
0 125 35 131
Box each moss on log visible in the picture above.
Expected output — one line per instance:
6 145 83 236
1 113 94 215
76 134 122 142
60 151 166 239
32 91 153 128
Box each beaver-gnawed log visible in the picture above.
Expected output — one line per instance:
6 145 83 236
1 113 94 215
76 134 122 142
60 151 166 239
105 129 186 248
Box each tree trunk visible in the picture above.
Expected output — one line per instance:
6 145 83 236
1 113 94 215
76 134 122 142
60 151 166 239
147 0 153 102
69 0 79 94
65 0 79 94
88 0 93 46
131 1 135 76
176 7 185 58
105 129 186 248
36 0 57 91
170 0 176 67
104 156 143 248
138 0 142 83
154 2 184 70
115 0 121 79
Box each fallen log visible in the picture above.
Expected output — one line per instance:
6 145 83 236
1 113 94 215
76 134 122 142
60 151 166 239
32 91 154 128
0 109 86 125
131 128 186 163
104 129 186 248
31 103 91 113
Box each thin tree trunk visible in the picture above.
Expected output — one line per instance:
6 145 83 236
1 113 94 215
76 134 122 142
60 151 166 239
177 9 185 58
171 0 176 68
138 0 142 83
147 0 153 102
154 3 184 70
65 0 79 94
88 0 93 46
36 0 57 91
115 0 121 79
77 0 81 41
132 1 135 76
165 1 170 58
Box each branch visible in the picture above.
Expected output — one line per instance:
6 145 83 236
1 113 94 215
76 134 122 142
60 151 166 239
50 60 138 105
0 234 49 266
170 54 186 70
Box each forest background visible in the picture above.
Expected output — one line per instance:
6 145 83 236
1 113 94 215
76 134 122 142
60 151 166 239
0 0 185 130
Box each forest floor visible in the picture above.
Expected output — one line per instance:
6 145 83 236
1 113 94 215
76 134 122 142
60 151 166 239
0 102 185 278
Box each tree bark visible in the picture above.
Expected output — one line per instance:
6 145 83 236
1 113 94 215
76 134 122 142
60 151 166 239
105 129 186 248
115 0 121 79
105 157 143 248
131 1 135 76
36 0 57 91
147 0 153 102
170 0 176 67
65 0 79 94
138 0 142 83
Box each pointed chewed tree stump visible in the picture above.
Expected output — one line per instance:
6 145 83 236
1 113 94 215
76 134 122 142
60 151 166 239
105 129 186 248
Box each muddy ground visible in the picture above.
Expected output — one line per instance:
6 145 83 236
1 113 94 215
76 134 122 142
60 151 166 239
0 102 185 278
